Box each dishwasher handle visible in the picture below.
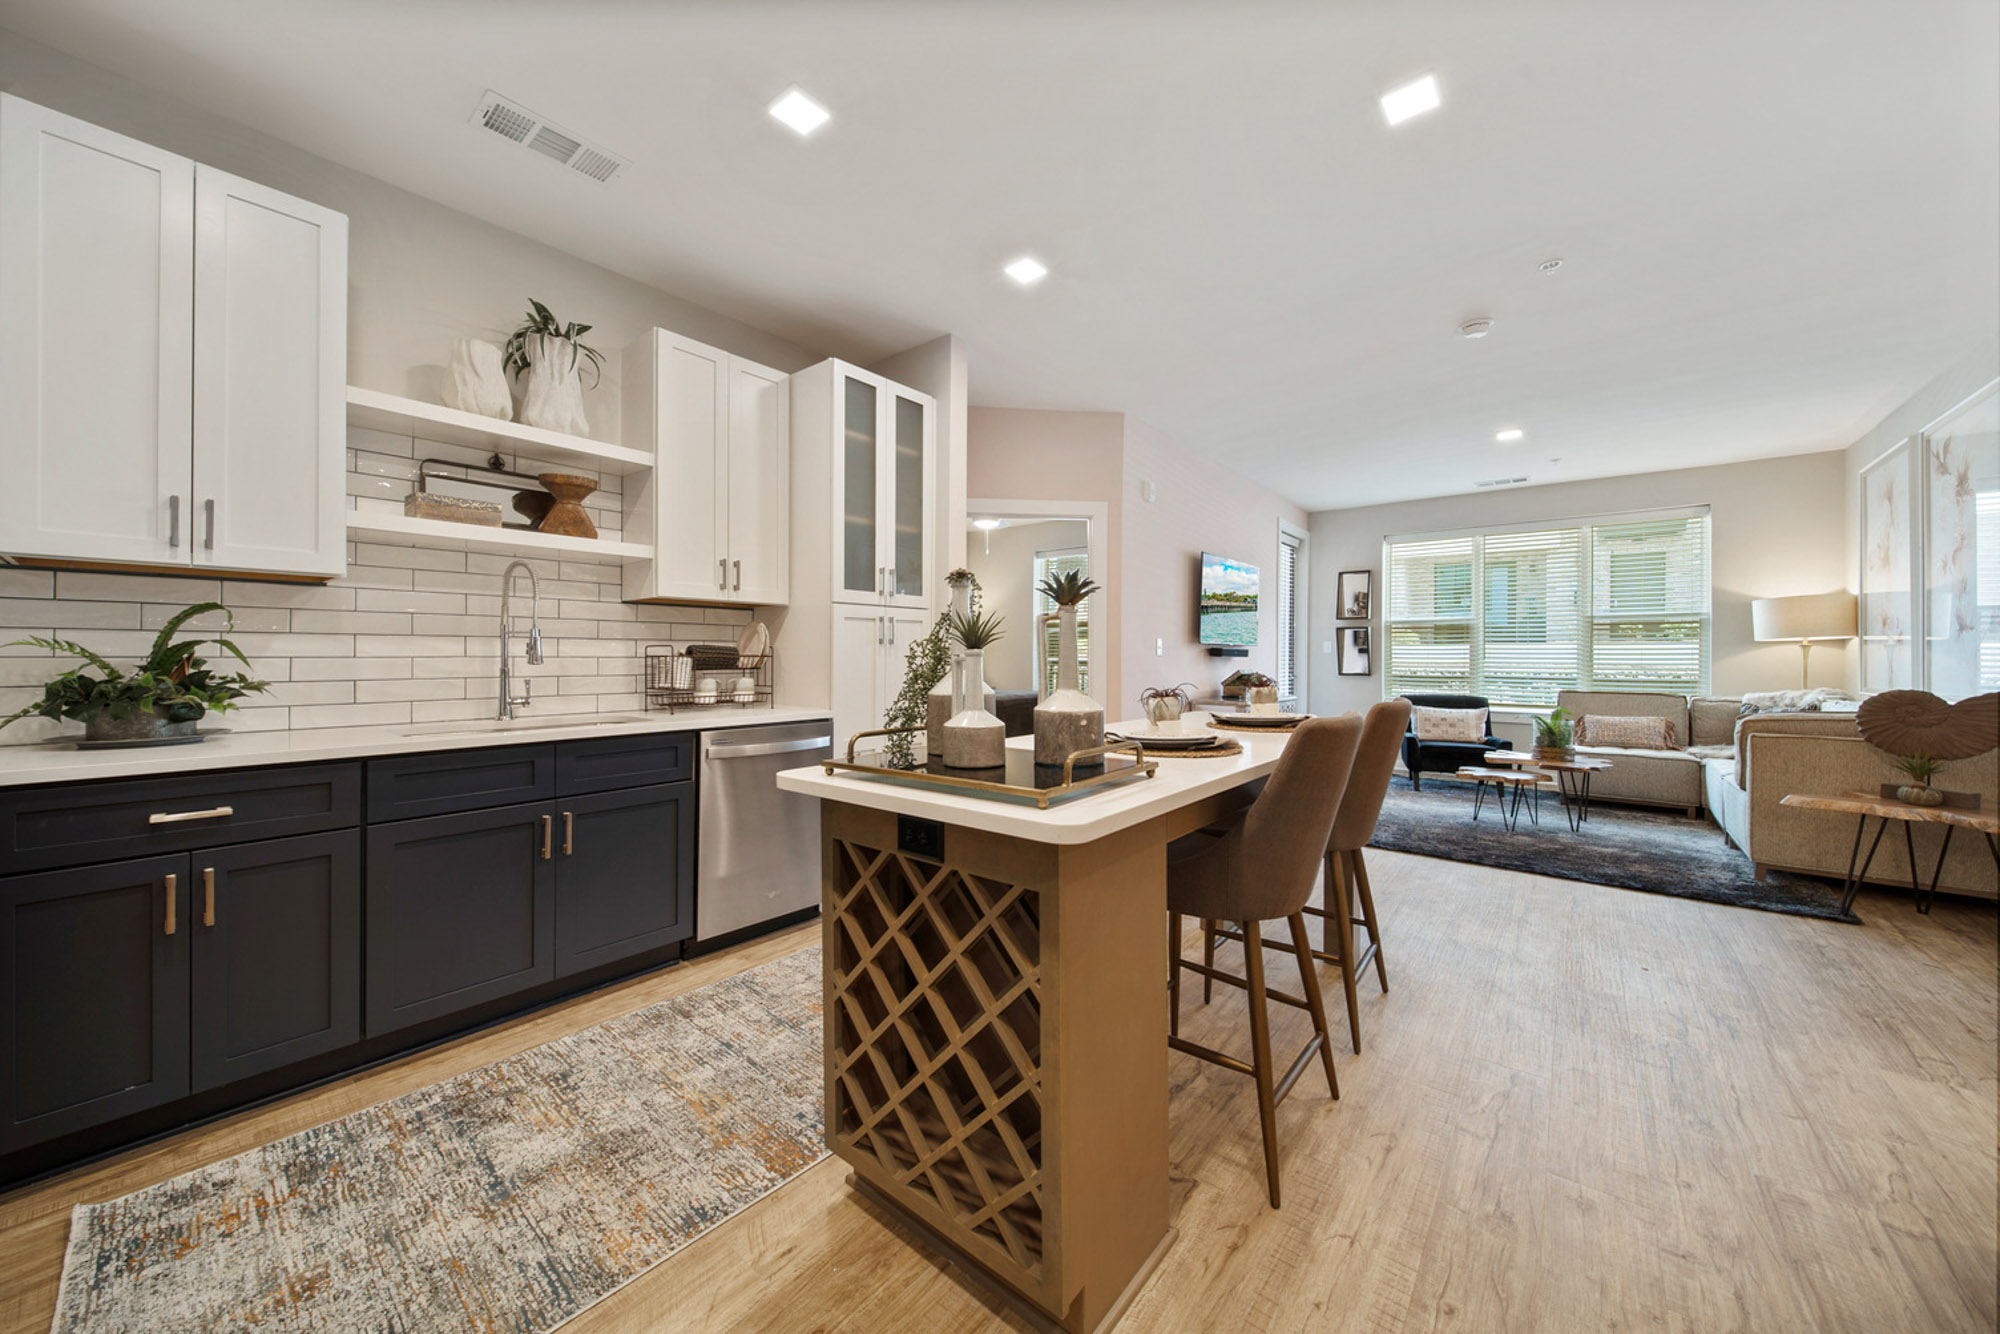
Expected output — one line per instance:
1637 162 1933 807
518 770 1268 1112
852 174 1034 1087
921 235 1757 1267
706 735 833 760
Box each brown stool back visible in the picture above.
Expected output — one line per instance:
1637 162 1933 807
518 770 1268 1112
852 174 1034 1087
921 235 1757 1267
1308 697 1410 1051
1167 715 1363 1207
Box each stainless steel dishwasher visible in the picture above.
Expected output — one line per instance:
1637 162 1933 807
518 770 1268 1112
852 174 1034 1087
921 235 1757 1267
696 720 834 943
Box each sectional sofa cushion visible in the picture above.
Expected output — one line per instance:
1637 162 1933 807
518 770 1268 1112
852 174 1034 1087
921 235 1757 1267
1575 714 1681 749
1411 706 1488 743
1687 696 1742 748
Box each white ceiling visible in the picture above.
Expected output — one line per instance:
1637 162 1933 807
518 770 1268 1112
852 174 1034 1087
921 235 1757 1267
4 0 1995 510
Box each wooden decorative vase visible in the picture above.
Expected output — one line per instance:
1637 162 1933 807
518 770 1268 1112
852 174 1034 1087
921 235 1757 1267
534 473 599 539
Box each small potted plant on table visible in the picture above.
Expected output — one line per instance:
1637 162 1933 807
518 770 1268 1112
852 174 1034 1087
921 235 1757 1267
1533 707 1576 761
3 603 270 744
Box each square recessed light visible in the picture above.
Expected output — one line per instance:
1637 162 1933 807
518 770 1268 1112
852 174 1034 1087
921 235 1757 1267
768 87 830 137
1003 256 1049 286
1495 427 1524 443
1380 74 1440 126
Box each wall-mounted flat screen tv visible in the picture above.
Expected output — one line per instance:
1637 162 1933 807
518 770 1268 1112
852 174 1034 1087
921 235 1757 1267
1198 552 1260 647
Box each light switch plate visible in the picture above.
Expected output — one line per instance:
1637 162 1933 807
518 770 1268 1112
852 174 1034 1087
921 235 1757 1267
1156 637 1164 656
1323 640 1333 654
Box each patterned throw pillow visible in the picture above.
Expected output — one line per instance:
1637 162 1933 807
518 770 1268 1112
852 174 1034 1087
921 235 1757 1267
1576 714 1680 749
1411 706 1488 742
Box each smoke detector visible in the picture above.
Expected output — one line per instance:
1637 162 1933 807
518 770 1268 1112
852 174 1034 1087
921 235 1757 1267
471 91 629 184
1459 318 1494 339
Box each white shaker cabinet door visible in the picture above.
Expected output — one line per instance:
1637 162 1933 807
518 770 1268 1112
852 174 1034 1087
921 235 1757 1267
0 94 195 565
191 166 347 577
725 356 790 605
831 607 892 753
649 331 730 600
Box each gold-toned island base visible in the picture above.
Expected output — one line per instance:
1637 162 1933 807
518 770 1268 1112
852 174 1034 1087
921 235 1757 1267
818 794 1247 1331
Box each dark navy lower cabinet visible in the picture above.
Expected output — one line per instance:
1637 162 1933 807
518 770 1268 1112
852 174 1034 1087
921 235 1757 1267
0 854 192 1153
555 781 695 977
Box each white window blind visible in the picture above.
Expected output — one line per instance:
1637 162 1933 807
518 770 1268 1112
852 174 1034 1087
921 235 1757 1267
1276 532 1301 700
1383 511 1709 706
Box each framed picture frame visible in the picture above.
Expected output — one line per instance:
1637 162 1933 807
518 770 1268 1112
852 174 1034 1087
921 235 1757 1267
1337 626 1371 676
1920 379 1998 700
1336 570 1371 621
1858 439 1914 692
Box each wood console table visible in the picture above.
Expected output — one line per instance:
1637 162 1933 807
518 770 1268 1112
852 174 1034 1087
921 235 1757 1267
778 725 1300 1331
1779 792 1999 915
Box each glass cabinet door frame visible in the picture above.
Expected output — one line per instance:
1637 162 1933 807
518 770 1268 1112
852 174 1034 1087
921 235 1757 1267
826 360 935 611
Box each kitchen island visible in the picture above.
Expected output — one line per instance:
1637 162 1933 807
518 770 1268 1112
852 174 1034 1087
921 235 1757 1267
776 723 1299 1332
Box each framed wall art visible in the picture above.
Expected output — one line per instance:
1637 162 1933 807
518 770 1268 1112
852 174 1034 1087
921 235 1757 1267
1922 380 1998 700
1336 570 1371 621
1337 625 1371 676
1858 439 1914 691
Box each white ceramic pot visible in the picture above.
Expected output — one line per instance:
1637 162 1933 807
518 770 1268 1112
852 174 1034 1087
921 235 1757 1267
517 332 589 434
942 650 1006 768
441 338 512 420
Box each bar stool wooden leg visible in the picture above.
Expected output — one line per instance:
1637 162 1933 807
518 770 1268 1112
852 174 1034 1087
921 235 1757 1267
1351 848 1388 993
1287 912 1339 1101
1324 850 1363 1053
1168 910 1183 1038
1241 919 1282 1208
1202 917 1218 1003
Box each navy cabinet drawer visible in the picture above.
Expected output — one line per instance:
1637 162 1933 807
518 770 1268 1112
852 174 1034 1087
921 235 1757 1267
555 732 693 796
0 764 361 875
366 746 556 823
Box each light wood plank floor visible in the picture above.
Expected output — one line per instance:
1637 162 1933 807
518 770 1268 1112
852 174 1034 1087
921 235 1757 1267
2 852 1993 1332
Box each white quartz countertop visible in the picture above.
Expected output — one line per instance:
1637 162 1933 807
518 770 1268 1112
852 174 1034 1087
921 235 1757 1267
0 707 835 788
776 720 1294 845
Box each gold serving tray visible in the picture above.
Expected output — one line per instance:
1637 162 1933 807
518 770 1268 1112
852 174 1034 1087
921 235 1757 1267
825 728 1158 809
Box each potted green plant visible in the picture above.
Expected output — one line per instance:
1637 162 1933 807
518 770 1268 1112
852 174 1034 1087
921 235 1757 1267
1140 682 1197 725
1533 707 1575 761
1033 569 1104 765
2 603 270 743
503 299 603 435
942 609 1008 769
1890 752 1946 807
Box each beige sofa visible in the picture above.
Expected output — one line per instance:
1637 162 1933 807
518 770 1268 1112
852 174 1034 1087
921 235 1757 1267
1705 717 1998 900
1553 690 1740 815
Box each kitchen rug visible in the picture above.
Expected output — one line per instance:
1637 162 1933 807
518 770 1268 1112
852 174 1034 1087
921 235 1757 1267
53 947 825 1333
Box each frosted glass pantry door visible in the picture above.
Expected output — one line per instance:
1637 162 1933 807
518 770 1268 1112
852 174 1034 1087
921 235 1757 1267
833 370 881 603
884 390 935 610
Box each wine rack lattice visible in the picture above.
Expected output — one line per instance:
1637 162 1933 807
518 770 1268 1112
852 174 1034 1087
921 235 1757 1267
827 837 1047 1281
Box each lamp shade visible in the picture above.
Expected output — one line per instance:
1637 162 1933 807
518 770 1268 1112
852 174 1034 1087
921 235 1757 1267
1751 591 1857 642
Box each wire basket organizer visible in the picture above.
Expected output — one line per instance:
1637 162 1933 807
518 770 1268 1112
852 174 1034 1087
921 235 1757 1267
643 642 773 713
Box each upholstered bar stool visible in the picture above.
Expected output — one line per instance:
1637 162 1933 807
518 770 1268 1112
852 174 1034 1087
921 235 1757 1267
1167 715 1363 1207
1302 698 1410 1053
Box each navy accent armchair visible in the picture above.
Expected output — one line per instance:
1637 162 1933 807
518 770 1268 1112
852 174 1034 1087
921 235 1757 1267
1398 692 1511 790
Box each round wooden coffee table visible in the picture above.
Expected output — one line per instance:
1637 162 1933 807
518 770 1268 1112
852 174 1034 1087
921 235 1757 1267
1482 751 1613 831
1455 766 1550 832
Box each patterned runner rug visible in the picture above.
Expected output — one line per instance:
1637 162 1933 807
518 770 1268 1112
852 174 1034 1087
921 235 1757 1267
54 947 825 1333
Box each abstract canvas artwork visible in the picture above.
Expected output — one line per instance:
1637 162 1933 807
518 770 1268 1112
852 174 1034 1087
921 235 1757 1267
1859 440 1913 691
1924 384 2000 700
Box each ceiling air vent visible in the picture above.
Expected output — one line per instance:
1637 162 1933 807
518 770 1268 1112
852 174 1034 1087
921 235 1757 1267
1475 475 1530 489
471 91 629 184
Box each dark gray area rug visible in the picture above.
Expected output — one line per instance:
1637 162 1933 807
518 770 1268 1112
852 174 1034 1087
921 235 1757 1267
1370 776 1861 923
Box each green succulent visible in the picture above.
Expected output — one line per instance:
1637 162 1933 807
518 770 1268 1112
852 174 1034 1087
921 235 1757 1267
2 602 270 731
502 298 605 387
1533 707 1575 748
1892 752 1941 785
1037 569 1100 608
946 607 1006 651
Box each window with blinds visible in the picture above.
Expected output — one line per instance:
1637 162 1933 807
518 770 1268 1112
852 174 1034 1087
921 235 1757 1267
1382 511 1710 705
1276 531 1301 700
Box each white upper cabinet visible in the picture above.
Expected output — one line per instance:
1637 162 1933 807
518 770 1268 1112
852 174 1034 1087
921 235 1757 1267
621 328 790 605
192 166 347 576
794 359 936 610
0 95 347 578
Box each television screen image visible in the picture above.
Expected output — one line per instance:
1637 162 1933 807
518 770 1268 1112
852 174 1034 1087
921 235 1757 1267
1198 553 1260 646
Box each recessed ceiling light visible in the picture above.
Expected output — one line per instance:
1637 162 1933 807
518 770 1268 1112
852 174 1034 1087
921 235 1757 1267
768 87 830 137
1380 74 1440 126
1003 256 1049 286
1495 427 1524 443
1538 257 1564 274
1459 317 1493 338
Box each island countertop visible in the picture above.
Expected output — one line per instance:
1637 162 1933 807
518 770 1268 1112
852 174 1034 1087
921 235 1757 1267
776 720 1294 844
0 706 834 788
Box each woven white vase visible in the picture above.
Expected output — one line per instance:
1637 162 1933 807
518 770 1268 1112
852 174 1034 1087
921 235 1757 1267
441 338 512 420
517 333 589 435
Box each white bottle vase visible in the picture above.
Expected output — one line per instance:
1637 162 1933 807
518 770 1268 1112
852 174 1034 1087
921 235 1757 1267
927 581 992 759
517 332 589 435
1034 604 1103 766
942 649 1005 769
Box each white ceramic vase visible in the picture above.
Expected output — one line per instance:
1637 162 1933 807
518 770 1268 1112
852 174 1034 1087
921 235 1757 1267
927 580 993 760
1033 604 1103 766
441 338 513 420
942 649 1005 769
517 332 589 435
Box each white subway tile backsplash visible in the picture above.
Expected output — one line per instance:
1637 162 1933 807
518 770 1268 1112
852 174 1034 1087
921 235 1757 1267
141 603 290 633
222 580 358 610
410 699 489 723
355 634 464 657
355 589 465 614
353 544 467 572
292 610 415 635
0 571 55 598
289 701 413 729
0 598 141 629
330 565 416 591
355 677 465 703
291 657 413 681
57 573 221 604
230 632 357 658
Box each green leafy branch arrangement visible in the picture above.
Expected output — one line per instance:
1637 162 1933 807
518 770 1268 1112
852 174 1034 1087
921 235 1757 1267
881 572 982 769
1533 706 1575 749
2 602 271 731
1037 568 1100 608
503 299 605 388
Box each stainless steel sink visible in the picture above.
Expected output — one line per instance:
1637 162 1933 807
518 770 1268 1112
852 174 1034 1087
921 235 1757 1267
396 714 652 738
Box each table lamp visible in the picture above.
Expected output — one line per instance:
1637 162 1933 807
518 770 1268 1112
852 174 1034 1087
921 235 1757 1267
1751 592 1857 689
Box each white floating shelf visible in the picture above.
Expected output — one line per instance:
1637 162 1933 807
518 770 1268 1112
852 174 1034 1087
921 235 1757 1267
348 514 652 562
346 386 653 477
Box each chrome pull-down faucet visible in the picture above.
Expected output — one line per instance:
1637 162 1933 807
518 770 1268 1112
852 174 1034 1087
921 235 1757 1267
497 560 545 720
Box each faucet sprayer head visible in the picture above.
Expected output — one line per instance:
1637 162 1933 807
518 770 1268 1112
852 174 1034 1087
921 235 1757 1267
525 626 545 665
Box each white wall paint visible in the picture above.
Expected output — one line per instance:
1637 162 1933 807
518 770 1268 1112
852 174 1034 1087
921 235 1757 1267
1306 450 1850 720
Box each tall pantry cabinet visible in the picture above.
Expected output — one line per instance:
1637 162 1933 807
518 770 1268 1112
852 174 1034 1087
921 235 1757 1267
786 360 938 747
0 94 347 578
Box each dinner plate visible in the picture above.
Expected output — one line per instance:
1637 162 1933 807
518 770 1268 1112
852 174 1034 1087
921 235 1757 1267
1213 712 1311 728
1109 730 1220 750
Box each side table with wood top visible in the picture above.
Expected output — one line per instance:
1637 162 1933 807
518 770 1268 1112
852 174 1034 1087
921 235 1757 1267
1482 751 1615 832
1778 791 2000 915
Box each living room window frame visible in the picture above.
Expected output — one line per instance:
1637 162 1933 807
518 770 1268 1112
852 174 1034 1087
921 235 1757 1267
1380 505 1713 707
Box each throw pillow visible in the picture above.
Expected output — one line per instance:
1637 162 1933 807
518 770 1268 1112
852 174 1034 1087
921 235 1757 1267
1411 706 1488 743
1576 714 1680 749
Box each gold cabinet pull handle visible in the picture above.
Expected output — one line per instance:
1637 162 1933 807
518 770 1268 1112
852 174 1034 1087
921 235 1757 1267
540 814 553 860
149 805 234 825
164 873 177 936
202 867 216 927
562 811 574 856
